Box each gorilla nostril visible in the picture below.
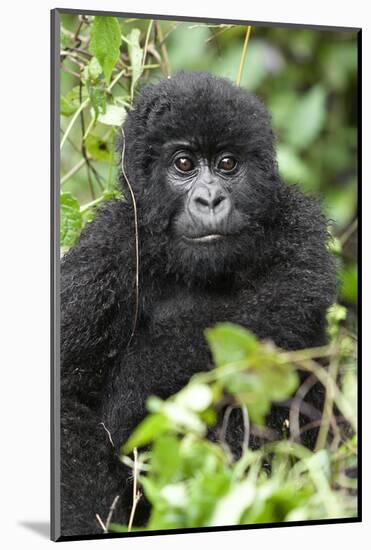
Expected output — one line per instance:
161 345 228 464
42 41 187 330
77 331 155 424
195 196 210 209
212 195 225 210
194 195 226 212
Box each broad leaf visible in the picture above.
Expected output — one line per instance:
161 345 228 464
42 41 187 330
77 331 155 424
87 82 107 118
98 104 126 126
122 413 170 453
87 56 103 81
60 86 88 117
85 135 112 162
127 28 143 98
60 192 83 247
175 383 213 412
285 85 326 150
90 16 122 84
205 323 259 368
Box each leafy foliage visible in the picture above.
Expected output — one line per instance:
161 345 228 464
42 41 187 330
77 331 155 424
118 315 357 531
59 15 358 530
60 192 83 248
90 16 122 84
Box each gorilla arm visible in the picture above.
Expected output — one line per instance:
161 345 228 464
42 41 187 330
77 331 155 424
60 200 136 535
61 200 135 405
237 190 336 351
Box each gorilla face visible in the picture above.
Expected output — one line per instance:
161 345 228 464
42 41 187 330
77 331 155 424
122 72 281 281
157 135 279 281
166 141 244 241
162 140 250 268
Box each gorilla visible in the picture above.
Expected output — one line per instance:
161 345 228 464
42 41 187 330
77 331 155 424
60 72 336 536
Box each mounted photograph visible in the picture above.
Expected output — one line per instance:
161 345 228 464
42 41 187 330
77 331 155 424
51 8 360 541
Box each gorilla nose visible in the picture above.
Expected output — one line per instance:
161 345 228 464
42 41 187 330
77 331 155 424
190 186 231 222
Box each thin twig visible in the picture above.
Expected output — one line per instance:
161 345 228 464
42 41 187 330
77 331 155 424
60 98 89 150
105 495 120 529
79 83 95 200
121 127 140 347
280 344 334 363
241 405 250 454
99 422 114 447
219 404 250 455
236 26 252 87
219 404 236 449
289 374 318 443
250 424 279 442
339 218 358 247
146 44 162 65
158 22 179 46
315 357 340 451
61 65 81 79
128 448 141 531
108 68 127 93
80 195 105 213
82 116 95 142
206 25 234 44
297 358 357 431
95 513 107 533
61 52 85 69
73 15 85 48
155 21 171 77
61 157 86 185
141 20 154 73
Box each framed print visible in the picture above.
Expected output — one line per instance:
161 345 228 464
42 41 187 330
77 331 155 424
51 8 361 541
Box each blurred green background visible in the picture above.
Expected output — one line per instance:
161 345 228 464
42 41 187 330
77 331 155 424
60 15 358 310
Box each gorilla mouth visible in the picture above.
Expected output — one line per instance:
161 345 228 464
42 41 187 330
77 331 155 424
183 234 225 243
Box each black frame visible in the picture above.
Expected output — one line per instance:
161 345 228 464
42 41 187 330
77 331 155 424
51 8 362 542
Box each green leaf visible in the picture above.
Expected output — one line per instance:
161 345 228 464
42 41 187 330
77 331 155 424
276 144 311 185
60 26 72 49
87 82 107 119
162 402 206 435
102 189 122 201
285 85 326 150
205 323 259 368
127 28 143 98
151 435 182 484
206 324 298 424
175 384 213 412
98 104 126 126
209 478 255 526
188 469 232 525
341 263 358 304
60 192 83 247
60 86 88 117
146 396 164 413
160 483 188 508
85 135 112 162
90 16 122 84
122 413 170 453
243 481 314 524
87 56 103 81
327 303 347 340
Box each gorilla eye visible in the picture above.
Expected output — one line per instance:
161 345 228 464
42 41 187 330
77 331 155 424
175 157 194 172
218 156 237 172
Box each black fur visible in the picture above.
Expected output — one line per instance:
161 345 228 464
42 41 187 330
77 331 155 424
60 72 336 536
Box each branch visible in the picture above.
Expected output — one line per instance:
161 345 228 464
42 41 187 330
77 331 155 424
236 26 252 87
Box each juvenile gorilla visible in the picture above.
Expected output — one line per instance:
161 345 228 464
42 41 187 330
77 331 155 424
60 72 336 536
